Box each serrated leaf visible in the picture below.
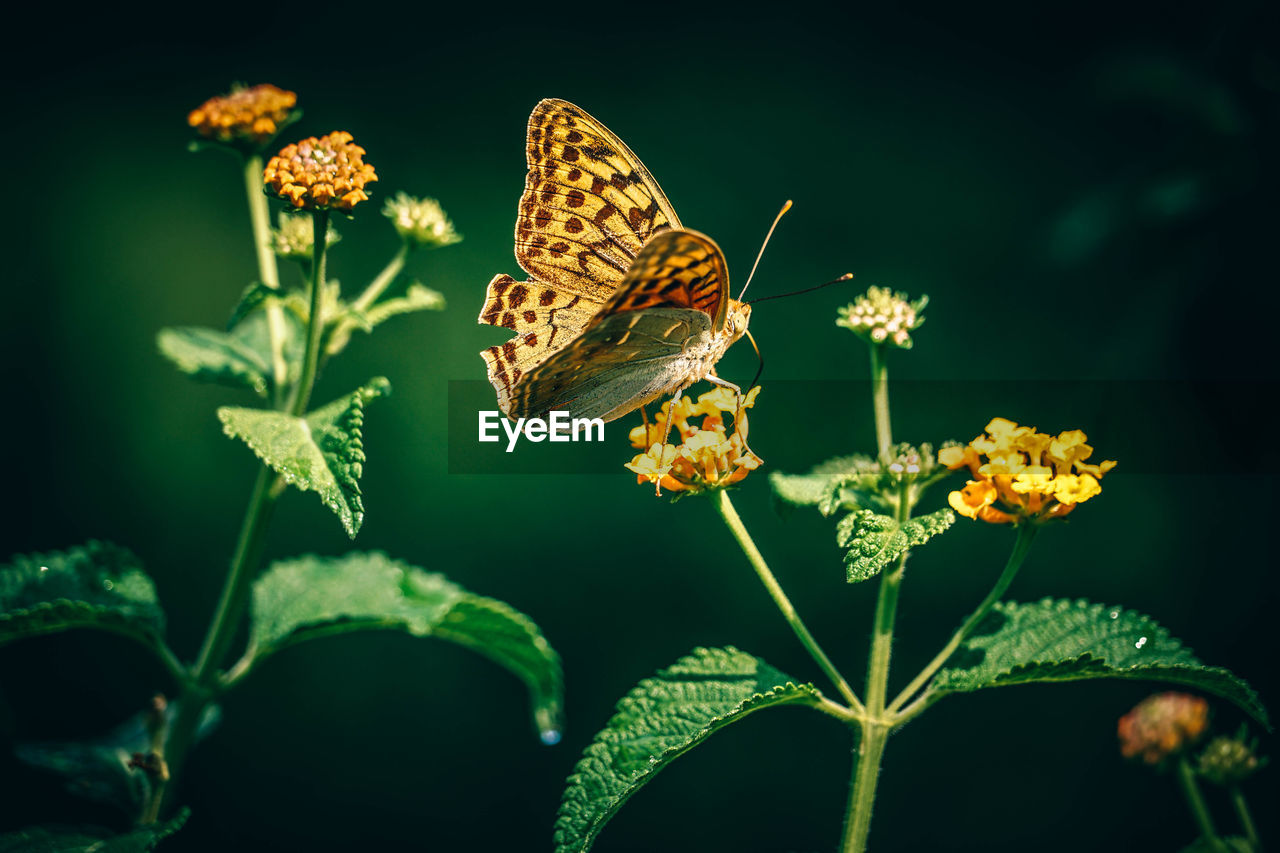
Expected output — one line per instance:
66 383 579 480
1 542 165 650
835 508 954 582
554 646 822 853
0 808 188 853
247 552 562 739
156 326 270 397
769 454 879 517
364 282 446 326
932 598 1269 727
218 378 390 537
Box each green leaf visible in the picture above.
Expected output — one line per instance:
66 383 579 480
0 809 188 853
362 282 446 327
227 281 275 330
156 326 269 397
769 454 879 517
247 552 562 740
218 378 390 538
554 646 822 853
0 542 166 651
835 508 954 582
932 598 1269 727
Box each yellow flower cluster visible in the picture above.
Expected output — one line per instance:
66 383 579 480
939 417 1116 524
1118 692 1209 765
188 84 298 146
626 387 763 496
264 132 378 212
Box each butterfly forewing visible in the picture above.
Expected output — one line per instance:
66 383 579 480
518 99 682 289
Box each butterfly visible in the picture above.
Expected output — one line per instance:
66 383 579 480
478 98 752 424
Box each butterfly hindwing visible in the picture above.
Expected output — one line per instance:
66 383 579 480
507 230 731 421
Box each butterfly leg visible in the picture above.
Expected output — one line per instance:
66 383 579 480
702 375 757 459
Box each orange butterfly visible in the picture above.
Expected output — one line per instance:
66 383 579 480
478 99 751 423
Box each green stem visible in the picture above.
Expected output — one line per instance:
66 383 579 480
869 344 891 458
288 210 330 417
886 522 1038 714
713 490 863 713
1177 756 1224 848
1231 786 1261 851
842 722 889 852
326 242 410 357
243 154 288 407
841 487 910 852
158 208 332 817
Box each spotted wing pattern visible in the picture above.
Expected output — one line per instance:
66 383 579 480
480 98 687 414
507 230 730 421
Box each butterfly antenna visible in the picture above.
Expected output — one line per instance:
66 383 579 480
745 272 855 306
736 200 793 302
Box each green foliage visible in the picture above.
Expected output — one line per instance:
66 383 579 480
836 508 954 582
226 281 275 330
156 326 270 398
218 378 390 537
246 552 563 738
554 646 822 853
0 809 188 852
932 598 1269 727
0 542 166 653
769 454 880 517
329 279 446 355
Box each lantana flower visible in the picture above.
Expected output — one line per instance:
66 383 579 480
939 417 1116 524
383 192 462 248
625 387 762 496
1118 692 1209 765
264 132 378 212
1198 731 1265 785
188 84 298 147
837 286 927 348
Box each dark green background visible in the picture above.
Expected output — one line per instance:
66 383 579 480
4 2 1277 850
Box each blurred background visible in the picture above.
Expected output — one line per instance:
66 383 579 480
3 1 1277 850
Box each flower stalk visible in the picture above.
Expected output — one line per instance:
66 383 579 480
1177 756 1226 850
243 153 289 406
713 491 862 713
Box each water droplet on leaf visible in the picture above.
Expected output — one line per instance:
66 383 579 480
1109 610 1119 619
540 728 561 746
102 579 114 591
1135 636 1148 649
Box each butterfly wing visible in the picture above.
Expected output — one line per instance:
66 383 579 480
480 98 686 414
507 229 731 421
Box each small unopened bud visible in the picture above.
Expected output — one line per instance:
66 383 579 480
383 192 462 248
271 212 341 259
837 286 928 349
1198 733 1265 785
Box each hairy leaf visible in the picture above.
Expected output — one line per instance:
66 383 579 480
218 378 390 537
932 598 1268 727
769 454 879 517
227 281 275 330
0 809 187 852
156 326 269 397
835 508 954 582
554 647 822 853
0 542 165 650
248 552 562 739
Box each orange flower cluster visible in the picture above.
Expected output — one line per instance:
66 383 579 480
1118 692 1209 765
264 132 378 212
939 417 1116 524
188 84 297 146
626 387 762 496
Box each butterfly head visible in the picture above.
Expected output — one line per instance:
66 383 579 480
722 298 752 342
